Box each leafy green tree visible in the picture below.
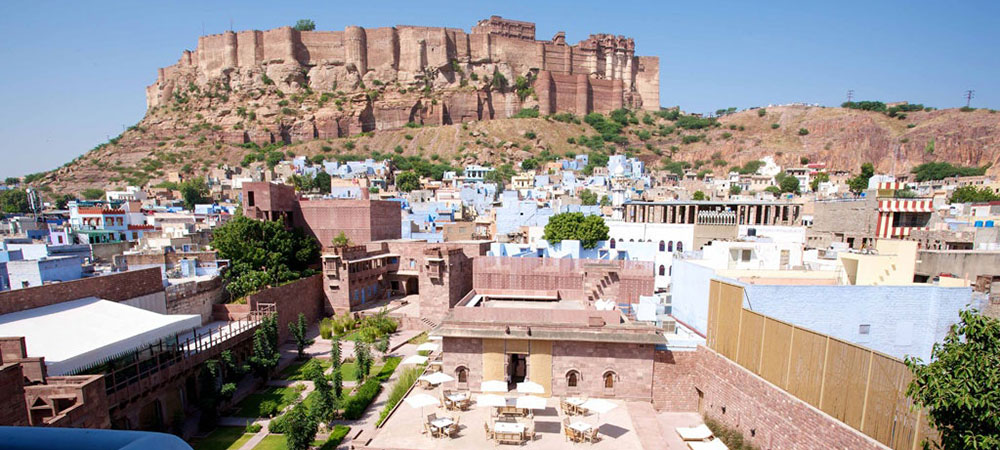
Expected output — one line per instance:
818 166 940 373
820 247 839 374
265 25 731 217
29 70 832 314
764 186 781 196
847 163 875 194
779 175 801 194
692 190 707 200
197 361 221 430
579 189 598 206
81 188 105 200
306 362 335 423
599 195 611 207
211 216 320 298
3 177 18 185
354 342 372 382
53 193 76 210
906 310 1000 449
332 231 350 247
249 316 280 380
395 171 420 192
521 158 539 171
0 189 30 213
313 171 331 193
180 177 209 209
950 186 1000 204
729 185 742 195
289 313 312 359
810 172 830 191
542 212 609 249
911 162 988 182
293 19 316 31
375 334 390 361
285 401 318 450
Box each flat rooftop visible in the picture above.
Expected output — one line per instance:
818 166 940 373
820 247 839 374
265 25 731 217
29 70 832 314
481 299 586 310
0 297 200 375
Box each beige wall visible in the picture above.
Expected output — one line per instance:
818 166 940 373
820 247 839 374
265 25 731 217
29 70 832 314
838 239 918 285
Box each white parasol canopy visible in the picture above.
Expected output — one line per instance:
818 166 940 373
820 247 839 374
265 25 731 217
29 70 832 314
516 380 545 394
405 393 441 409
418 372 455 385
515 395 547 410
480 380 509 393
416 342 439 352
428 335 443 341
475 394 508 408
401 355 428 365
581 398 618 422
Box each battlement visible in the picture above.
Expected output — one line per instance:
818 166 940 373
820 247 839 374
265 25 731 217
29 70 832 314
472 15 536 40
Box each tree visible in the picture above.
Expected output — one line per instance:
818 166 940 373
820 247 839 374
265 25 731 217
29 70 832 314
289 313 312 359
81 188 105 200
354 342 372 381
579 189 598 206
211 216 320 298
847 163 875 194
906 310 1000 449
395 171 420 192
375 334 390 361
284 401 318 450
599 195 611 207
692 190 707 200
332 231 350 247
249 316 280 380
764 186 781 196
197 361 221 430
729 185 742 195
3 177 18 185
779 175 801 194
810 172 830 192
950 185 1000 204
53 193 75 210
484 163 515 188
293 19 316 31
306 362 335 423
330 336 343 398
542 212 609 249
180 177 209 210
0 189 29 213
313 171 331 193
521 158 539 171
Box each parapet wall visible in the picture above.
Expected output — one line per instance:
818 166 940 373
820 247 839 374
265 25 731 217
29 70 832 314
0 268 164 315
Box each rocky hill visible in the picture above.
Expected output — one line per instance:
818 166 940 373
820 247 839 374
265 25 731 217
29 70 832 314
23 18 1000 196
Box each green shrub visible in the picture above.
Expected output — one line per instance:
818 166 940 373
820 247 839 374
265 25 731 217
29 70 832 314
342 378 382 420
512 108 540 119
770 123 780 129
318 425 351 450
757 108 766 117
320 318 333 339
376 367 422 426
797 128 809 136
267 412 288 433
524 131 537 139
259 400 280 418
245 421 262 433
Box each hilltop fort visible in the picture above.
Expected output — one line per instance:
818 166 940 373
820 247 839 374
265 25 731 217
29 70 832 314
145 16 660 144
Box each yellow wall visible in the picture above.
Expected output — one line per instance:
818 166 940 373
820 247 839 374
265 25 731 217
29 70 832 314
838 239 917 286
479 338 554 397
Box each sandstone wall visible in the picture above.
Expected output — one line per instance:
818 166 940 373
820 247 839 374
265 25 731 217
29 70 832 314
0 268 164 315
248 275 324 343
165 277 226 324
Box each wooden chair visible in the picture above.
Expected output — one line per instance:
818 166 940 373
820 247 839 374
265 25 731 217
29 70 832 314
447 416 460 437
484 421 494 440
563 418 572 441
585 427 600 443
525 422 536 441
561 399 574 416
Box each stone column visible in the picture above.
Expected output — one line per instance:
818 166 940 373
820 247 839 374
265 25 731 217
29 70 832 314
536 71 553 116
575 74 589 115
345 25 368 74
224 31 238 69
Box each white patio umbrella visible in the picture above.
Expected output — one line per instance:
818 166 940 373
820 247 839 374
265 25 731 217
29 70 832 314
418 371 455 386
416 342 439 353
475 394 508 408
428 335 443 341
401 354 428 365
581 398 618 422
515 395 546 410
516 380 545 394
480 379 509 393
404 393 441 430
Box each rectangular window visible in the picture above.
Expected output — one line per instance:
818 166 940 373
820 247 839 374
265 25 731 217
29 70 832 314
859 324 871 335
740 249 751 262
247 191 255 207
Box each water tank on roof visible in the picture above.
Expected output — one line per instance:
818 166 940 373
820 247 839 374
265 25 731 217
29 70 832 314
988 221 995 228
975 221 984 227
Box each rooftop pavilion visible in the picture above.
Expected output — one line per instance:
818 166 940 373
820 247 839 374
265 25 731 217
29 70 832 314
0 297 200 375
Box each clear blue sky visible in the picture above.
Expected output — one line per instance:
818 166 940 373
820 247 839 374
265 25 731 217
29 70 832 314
1 0 997 179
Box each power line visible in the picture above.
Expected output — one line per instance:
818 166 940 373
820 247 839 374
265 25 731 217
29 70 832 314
965 89 975 108
846 89 854 104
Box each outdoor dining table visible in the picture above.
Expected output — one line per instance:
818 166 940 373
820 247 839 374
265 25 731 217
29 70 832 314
568 421 593 433
566 397 587 414
446 392 468 402
494 421 526 434
430 417 454 436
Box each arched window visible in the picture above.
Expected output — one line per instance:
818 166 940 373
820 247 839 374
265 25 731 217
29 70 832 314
610 239 616 249
677 242 684 252
659 240 665 252
629 239 634 242
566 370 580 388
659 265 665 276
668 241 674 252
618 238 623 243
669 265 672 276
604 371 616 389
456 366 469 383
409 259 416 268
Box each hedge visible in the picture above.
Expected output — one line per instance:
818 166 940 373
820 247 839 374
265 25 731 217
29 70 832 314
342 378 382 420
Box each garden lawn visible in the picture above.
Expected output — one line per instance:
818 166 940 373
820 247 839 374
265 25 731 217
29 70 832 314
406 331 429 345
233 386 300 418
190 427 254 450
279 358 332 381
339 361 382 382
251 435 333 450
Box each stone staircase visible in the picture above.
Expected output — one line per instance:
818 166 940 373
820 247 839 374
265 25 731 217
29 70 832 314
419 317 439 330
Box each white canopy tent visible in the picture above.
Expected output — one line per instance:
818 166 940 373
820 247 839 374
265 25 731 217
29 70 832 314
516 380 545 394
480 380 509 393
515 395 546 410
475 394 507 408
0 297 201 375
401 355 429 365
418 372 454 386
